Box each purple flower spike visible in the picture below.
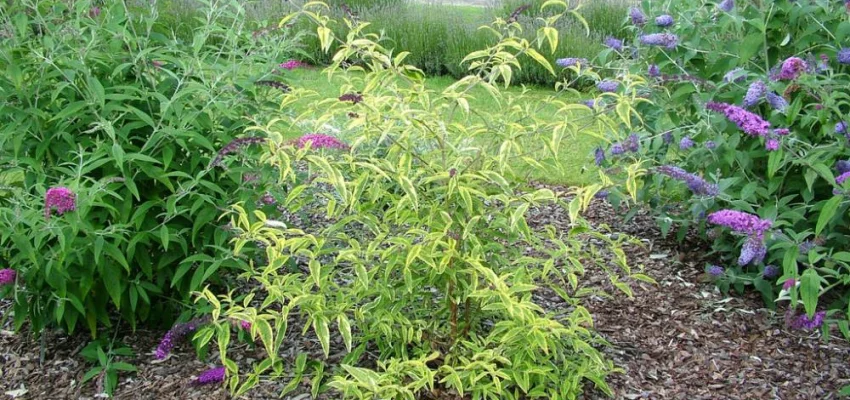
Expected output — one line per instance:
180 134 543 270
604 37 624 51
610 143 625 155
777 57 807 80
723 68 746 83
655 165 719 196
738 236 767 266
766 92 788 112
707 209 772 235
706 102 771 137
837 121 848 135
763 265 780 279
743 81 766 108
594 190 610 199
708 265 725 277
156 318 208 360
648 64 660 78
718 0 734 12
679 136 694 150
705 141 717 150
597 80 619 93
194 367 226 386
295 134 349 150
0 269 16 285
626 133 640 153
639 33 679 49
838 48 850 65
45 187 77 219
630 7 646 25
837 171 850 185
787 310 826 330
662 131 673 144
594 147 605 166
836 160 850 174
655 14 674 27
765 138 780 151
556 58 589 68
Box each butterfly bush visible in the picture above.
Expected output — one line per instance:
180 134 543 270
44 187 76 219
594 0 850 331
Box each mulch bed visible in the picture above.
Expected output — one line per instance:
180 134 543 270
1 191 849 399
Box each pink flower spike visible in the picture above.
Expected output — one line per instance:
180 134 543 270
279 60 304 71
0 269 16 285
44 187 77 219
783 278 797 290
295 134 349 150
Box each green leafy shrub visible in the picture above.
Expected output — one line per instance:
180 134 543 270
0 0 301 335
590 0 850 333
195 2 654 399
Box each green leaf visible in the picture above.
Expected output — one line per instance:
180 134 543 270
816 196 841 235
338 314 352 352
800 269 820 317
314 316 330 358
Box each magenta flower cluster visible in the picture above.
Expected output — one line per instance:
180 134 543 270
705 101 771 137
295 134 349 150
279 60 304 70
0 269 16 285
155 318 207 360
45 187 77 219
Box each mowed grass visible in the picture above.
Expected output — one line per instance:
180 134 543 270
279 67 601 186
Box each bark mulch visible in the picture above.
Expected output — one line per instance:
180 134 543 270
1 194 849 399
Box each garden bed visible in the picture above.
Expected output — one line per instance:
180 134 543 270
1 189 847 399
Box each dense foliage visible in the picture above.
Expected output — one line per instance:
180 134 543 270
195 2 653 398
0 0 299 335
591 0 850 333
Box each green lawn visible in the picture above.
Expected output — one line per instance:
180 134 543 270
279 67 601 186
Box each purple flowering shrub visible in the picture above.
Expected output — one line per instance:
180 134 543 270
0 0 301 335
590 0 850 332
